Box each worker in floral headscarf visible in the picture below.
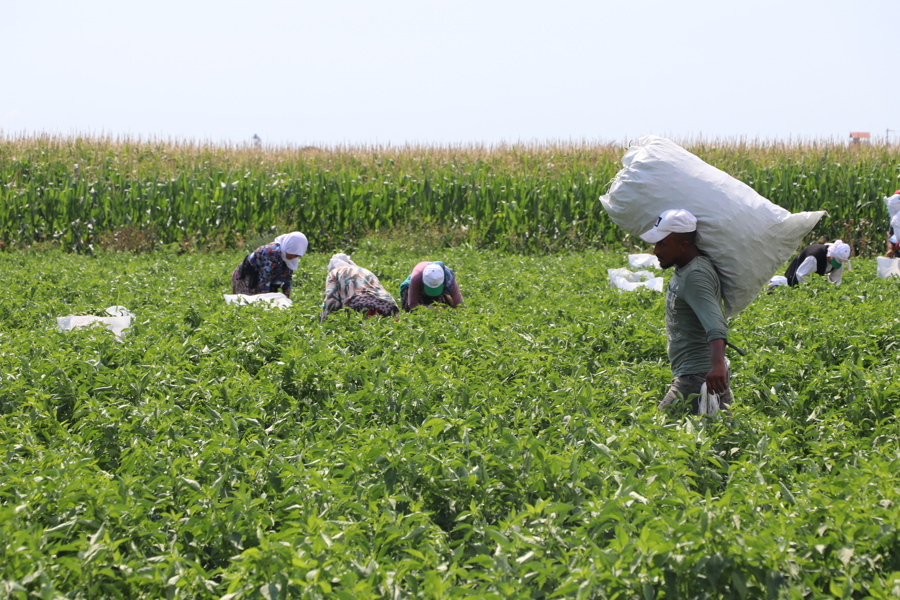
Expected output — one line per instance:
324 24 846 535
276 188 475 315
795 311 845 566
320 253 399 321
231 232 308 298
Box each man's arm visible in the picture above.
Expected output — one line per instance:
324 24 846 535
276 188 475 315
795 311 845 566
682 268 729 393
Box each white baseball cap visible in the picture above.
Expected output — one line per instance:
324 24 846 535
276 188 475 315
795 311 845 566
640 209 698 244
422 263 445 296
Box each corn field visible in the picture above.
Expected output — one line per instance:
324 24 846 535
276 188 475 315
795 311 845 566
1 135 898 254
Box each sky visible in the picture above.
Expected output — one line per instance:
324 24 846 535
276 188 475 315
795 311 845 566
2 0 897 147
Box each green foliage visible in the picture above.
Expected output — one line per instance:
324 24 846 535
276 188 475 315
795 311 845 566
1 136 898 254
1 245 899 598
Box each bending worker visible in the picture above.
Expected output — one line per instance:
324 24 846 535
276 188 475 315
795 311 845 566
232 231 308 298
642 209 733 415
886 190 900 257
783 240 851 286
320 254 399 321
399 261 464 311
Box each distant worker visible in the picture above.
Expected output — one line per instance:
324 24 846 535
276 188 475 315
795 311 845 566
232 232 308 298
642 209 733 416
320 254 399 321
783 240 851 286
885 190 900 257
399 261 464 311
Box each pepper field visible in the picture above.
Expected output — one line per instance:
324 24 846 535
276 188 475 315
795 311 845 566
1 137 900 599
1 243 900 599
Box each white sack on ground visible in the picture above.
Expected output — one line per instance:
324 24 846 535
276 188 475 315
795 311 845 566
628 253 660 270
57 306 134 340
876 257 900 278
224 292 292 309
608 268 664 292
600 136 825 318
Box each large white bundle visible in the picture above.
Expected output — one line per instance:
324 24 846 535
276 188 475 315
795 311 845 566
600 136 824 318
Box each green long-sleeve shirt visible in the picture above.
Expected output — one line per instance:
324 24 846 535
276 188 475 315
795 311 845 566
665 256 728 376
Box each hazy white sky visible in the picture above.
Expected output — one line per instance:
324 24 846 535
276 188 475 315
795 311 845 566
2 0 897 146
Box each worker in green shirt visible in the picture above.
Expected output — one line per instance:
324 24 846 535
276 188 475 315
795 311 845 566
641 209 733 415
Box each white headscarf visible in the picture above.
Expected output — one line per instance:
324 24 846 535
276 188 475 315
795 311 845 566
826 239 851 262
826 239 851 271
273 232 308 271
327 253 357 272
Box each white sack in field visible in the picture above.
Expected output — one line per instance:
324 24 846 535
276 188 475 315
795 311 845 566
224 292 292 309
876 257 900 279
600 136 824 318
768 275 788 288
628 253 660 270
608 268 664 292
57 306 134 340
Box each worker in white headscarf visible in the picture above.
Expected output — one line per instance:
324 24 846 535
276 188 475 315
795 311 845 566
784 240 851 286
399 261 465 311
231 231 308 298
885 190 900 257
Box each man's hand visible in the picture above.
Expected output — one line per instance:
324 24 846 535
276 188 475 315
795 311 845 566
888 248 895 258
706 339 728 394
705 362 728 394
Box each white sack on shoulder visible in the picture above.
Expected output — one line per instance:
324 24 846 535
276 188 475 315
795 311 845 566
224 292 292 309
600 136 824 318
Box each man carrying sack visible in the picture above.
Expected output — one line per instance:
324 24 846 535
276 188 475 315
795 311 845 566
641 209 732 415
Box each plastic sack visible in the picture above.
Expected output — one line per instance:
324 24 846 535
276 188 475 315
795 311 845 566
608 268 664 292
600 136 824 318
57 306 134 340
876 257 900 278
224 292 292 309
886 194 900 219
768 275 788 287
698 382 719 416
628 253 660 270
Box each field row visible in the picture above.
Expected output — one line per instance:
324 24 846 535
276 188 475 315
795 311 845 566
1 245 900 598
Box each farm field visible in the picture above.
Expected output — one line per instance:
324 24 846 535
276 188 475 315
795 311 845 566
2 243 900 599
